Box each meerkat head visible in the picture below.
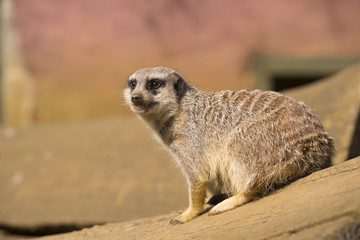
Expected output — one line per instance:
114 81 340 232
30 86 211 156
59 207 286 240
124 66 190 120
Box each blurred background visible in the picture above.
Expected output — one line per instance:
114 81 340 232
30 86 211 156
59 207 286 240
1 0 360 239
2 0 360 125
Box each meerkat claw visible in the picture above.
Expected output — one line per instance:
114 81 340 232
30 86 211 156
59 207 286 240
169 218 181 225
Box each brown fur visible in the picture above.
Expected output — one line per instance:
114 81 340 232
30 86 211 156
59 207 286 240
124 66 335 224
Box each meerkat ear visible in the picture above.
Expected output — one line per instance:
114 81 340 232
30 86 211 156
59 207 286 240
173 73 188 101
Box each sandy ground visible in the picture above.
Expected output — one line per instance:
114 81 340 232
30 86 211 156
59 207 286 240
0 117 187 239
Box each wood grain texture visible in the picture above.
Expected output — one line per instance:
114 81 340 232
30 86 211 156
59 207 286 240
37 156 360 240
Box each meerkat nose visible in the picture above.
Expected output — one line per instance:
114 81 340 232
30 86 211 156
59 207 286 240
131 95 142 103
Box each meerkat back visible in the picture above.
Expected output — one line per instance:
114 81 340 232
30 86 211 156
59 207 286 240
200 90 334 196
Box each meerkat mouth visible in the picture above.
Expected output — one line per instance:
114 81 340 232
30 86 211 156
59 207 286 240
133 102 158 113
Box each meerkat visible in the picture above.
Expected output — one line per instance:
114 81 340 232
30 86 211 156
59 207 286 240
124 66 335 224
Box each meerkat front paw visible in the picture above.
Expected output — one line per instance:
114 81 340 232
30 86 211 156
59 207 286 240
169 208 199 225
169 213 194 225
169 217 184 225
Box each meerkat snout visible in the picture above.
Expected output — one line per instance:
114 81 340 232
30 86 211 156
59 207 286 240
124 66 334 225
131 95 142 103
130 94 148 112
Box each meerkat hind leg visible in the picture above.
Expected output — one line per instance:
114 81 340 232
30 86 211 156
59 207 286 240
170 180 208 225
208 190 250 216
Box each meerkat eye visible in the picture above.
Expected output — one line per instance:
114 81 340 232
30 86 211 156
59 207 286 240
128 80 137 89
148 79 162 90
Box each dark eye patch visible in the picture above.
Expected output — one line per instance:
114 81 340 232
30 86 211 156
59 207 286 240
128 79 137 90
147 79 164 91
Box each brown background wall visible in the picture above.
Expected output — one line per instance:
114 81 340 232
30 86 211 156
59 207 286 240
9 0 360 123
